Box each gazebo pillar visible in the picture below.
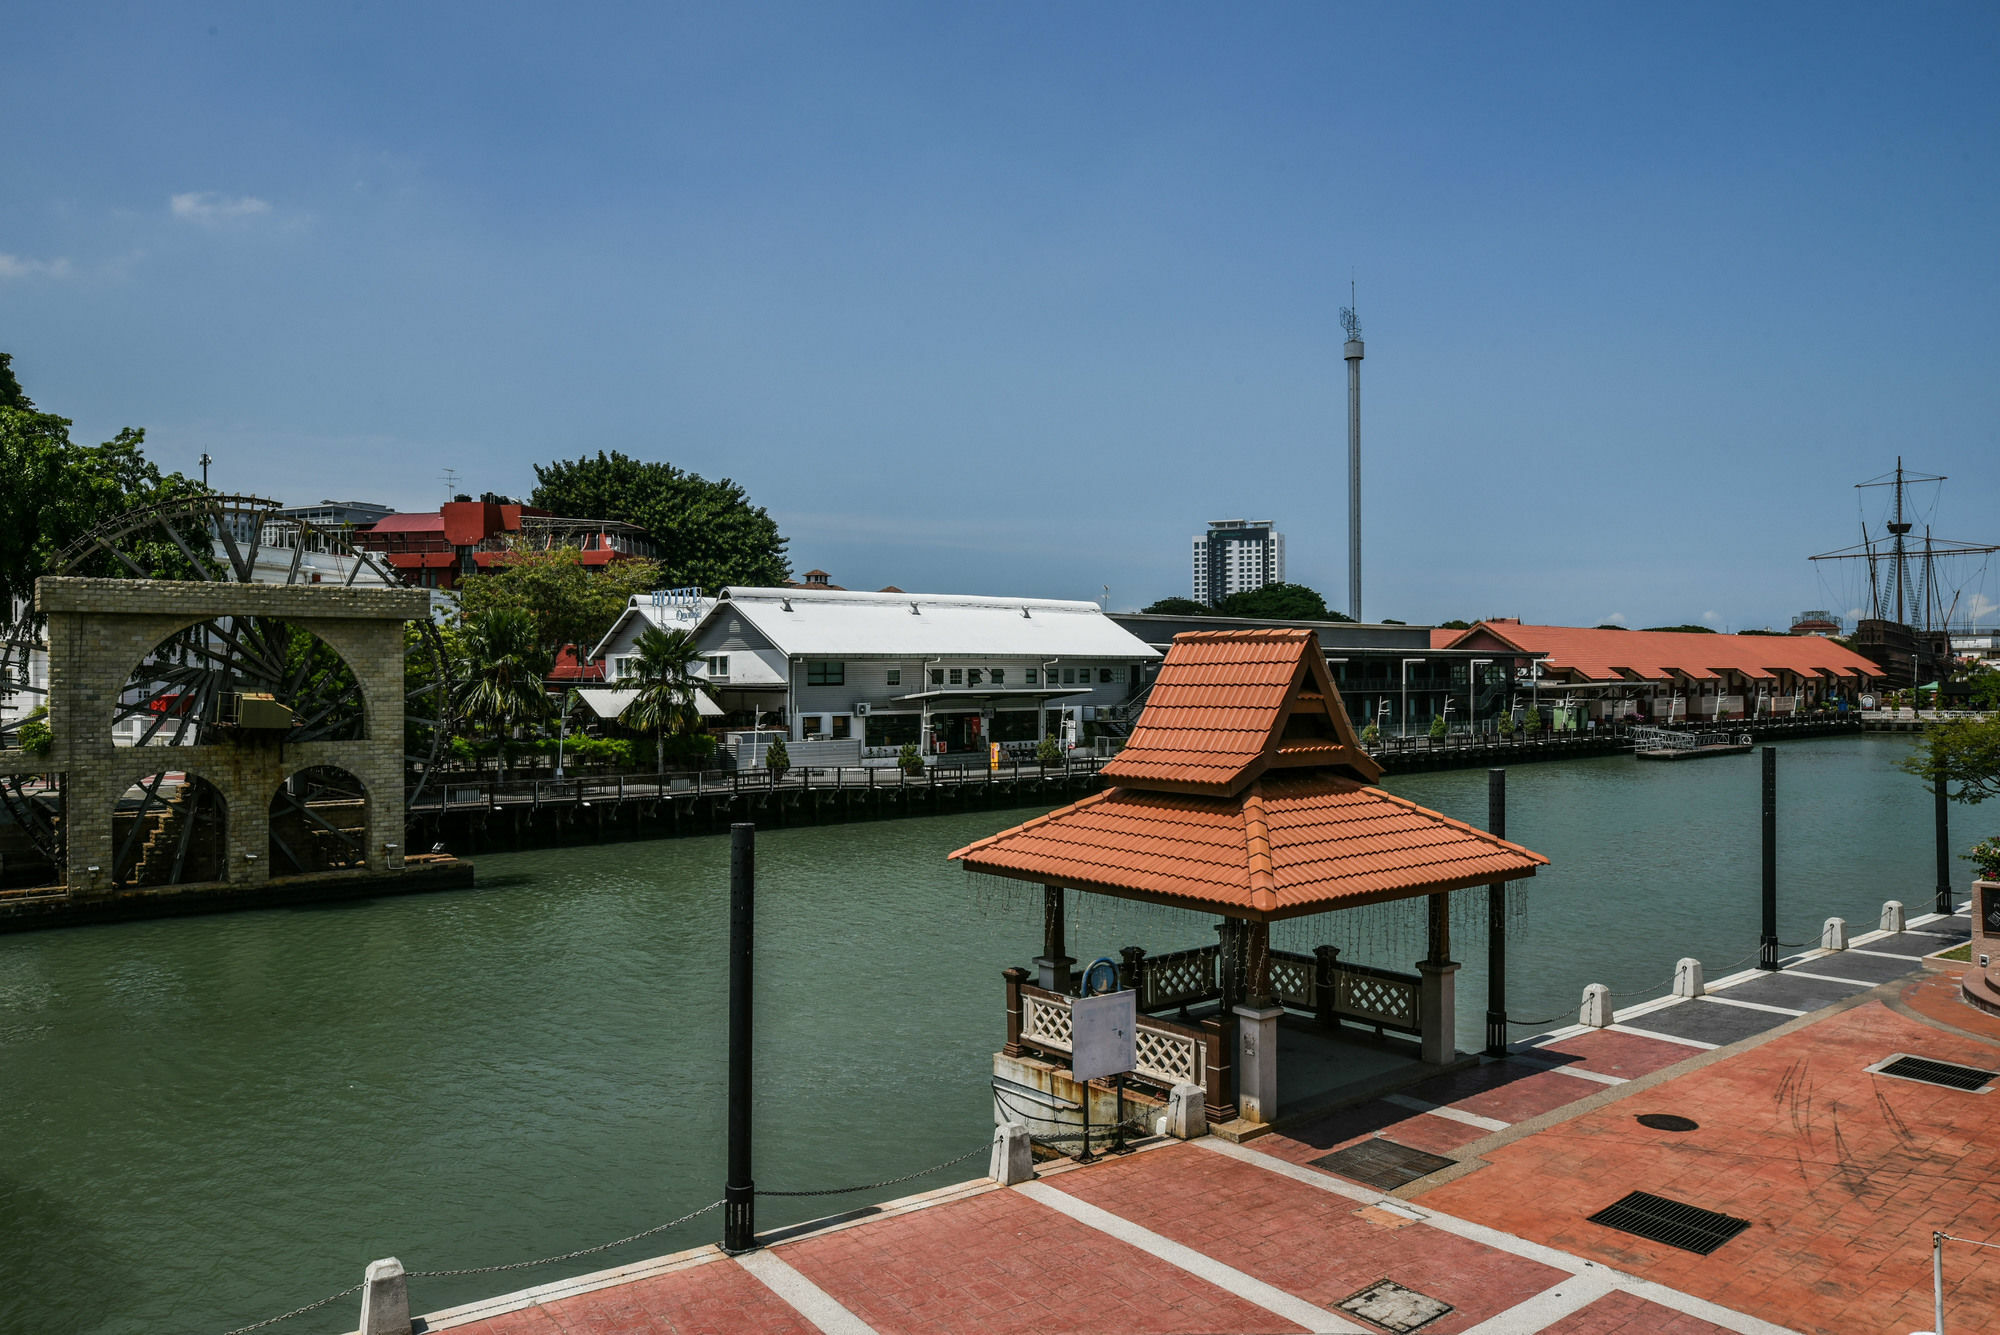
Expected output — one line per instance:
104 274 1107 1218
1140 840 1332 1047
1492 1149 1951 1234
1036 885 1074 993
1233 919 1284 1124
1419 892 1460 1065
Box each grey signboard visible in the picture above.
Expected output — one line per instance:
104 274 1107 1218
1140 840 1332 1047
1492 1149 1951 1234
1070 991 1135 1083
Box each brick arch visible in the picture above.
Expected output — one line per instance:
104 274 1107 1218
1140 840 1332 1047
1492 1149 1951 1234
105 768 229 887
111 617 371 747
267 764 372 875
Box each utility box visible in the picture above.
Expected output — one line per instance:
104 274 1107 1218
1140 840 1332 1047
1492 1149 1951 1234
221 691 298 731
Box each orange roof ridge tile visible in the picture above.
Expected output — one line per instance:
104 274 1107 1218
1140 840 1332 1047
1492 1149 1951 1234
1241 784 1278 913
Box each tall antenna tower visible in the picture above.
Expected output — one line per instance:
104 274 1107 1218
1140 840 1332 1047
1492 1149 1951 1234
442 467 460 503
1340 282 1364 622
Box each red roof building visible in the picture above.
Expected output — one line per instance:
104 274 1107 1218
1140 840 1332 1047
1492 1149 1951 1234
952 628 1544 1127
1435 620 1879 722
352 498 658 591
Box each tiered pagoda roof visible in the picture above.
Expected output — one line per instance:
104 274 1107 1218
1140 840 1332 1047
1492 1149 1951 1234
951 628 1546 921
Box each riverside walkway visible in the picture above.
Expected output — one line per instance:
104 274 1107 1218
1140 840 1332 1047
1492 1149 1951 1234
332 904 1995 1335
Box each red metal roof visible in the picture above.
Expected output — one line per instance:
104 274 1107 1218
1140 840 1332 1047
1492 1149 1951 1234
1442 622 1879 682
951 627 1544 918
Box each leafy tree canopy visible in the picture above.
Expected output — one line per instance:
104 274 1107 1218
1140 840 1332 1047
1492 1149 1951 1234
456 544 664 661
1593 623 1628 630
1140 597 1213 615
1900 715 2000 805
1738 628 1786 636
1641 624 1718 634
1213 582 1349 621
531 450 789 593
1439 619 1473 630
1 354 199 639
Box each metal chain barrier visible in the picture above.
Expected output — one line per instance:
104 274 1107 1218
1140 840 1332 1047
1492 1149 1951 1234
757 1143 990 1198
992 1087 1152 1145
409 1199 723 1279
221 1283 363 1335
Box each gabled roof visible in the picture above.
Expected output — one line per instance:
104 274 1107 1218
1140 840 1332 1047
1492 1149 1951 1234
952 627 1544 920
1441 621 1879 682
1101 628 1379 795
697 587 1161 661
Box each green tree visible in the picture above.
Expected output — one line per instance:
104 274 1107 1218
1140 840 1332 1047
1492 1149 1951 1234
1428 714 1448 741
618 624 705 778
1438 619 1473 631
456 543 664 661
1901 716 2000 806
1640 624 1717 634
1140 597 1212 615
1212 582 1349 621
1 356 200 643
451 608 551 773
531 450 789 592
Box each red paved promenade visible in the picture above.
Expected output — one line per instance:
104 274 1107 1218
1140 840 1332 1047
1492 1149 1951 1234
362 911 1997 1335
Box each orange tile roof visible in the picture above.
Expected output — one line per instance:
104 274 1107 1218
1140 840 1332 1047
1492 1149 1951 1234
1443 622 1879 683
951 627 1544 916
951 774 1545 920
1100 628 1380 794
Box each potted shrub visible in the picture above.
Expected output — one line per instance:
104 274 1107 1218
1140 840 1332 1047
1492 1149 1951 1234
1497 711 1515 740
1970 837 2000 884
1035 736 1063 769
764 736 791 779
1359 722 1380 747
1427 715 1448 742
897 742 925 776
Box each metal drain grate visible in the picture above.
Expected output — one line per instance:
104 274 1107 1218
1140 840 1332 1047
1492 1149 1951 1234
1868 1053 1996 1093
1311 1139 1456 1190
1587 1191 1750 1255
1635 1113 1700 1132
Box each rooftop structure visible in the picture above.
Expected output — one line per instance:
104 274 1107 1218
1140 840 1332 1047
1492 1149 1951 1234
1192 519 1284 605
352 496 657 590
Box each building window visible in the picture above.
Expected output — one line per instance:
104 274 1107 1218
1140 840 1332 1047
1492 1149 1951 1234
968 668 983 686
706 655 730 676
806 660 845 686
802 715 824 737
831 715 851 740
990 667 1005 685
1098 667 1112 684
886 668 901 686
1062 668 1076 684
931 668 944 686
949 668 963 685
1025 668 1037 685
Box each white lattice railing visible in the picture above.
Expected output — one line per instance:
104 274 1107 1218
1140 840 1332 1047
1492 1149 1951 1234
1331 964 1420 1032
1018 986 1205 1091
1136 945 1219 1010
1268 951 1316 1009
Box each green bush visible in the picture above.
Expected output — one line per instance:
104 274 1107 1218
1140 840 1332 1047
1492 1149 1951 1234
1359 722 1380 746
16 717 52 756
1427 715 1448 741
898 742 926 773
765 736 790 775
1497 711 1515 738
1035 736 1063 766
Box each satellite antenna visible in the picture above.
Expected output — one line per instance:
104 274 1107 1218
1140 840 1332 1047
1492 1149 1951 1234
442 467 459 501
1339 278 1361 342
1340 277 1364 620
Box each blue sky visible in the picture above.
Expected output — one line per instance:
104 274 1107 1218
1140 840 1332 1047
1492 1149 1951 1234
6 3 1998 628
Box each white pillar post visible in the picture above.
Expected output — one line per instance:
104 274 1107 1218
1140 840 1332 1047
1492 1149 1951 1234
359 1258 411 1335
989 1122 1034 1186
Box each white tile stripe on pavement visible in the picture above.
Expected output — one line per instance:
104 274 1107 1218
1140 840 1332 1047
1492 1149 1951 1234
1454 1272 1614 1333
1505 1054 1628 1086
1013 1179 1366 1334
1606 1022 1719 1050
1384 1092 1511 1132
1847 948 1929 962
1699 995 1807 1017
1194 1138 1804 1335
1773 970 1876 988
736 1248 878 1335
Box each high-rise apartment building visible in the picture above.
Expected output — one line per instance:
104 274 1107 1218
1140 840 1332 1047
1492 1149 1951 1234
1192 519 1285 604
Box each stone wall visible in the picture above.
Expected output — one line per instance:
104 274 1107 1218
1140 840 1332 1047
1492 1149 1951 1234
1 577 427 893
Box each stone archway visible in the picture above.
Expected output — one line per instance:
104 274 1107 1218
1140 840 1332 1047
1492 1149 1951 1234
267 766 370 874
110 770 227 887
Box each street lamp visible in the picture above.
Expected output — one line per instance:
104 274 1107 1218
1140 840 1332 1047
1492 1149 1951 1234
1401 658 1425 738
554 688 578 779
1469 659 1492 738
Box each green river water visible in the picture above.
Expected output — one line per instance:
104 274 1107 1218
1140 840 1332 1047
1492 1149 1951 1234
0 734 1968 1333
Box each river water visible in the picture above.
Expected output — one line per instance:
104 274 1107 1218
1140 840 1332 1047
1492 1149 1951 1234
0 734 1963 1333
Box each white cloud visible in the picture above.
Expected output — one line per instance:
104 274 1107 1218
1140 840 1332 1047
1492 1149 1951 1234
170 192 272 223
1702 610 1721 623
1598 612 1628 625
1965 593 1999 623
0 253 72 280
1848 607 1866 620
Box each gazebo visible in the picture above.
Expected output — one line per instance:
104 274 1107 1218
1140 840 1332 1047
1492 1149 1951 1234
951 627 1546 1129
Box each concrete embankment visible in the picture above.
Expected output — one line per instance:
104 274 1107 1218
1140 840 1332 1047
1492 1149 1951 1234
0 858 474 934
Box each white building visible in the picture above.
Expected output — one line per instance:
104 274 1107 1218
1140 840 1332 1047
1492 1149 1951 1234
683 587 1161 764
1192 519 1285 604
589 589 718 682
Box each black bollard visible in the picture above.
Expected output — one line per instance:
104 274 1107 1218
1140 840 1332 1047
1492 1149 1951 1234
723 823 756 1253
1758 747 1778 970
1484 768 1509 1056
1934 772 1953 917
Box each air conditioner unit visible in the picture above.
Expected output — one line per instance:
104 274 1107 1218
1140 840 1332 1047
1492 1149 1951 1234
853 701 872 716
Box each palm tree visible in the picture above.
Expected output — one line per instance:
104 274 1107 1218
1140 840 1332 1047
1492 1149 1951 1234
620 624 706 779
452 608 551 777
